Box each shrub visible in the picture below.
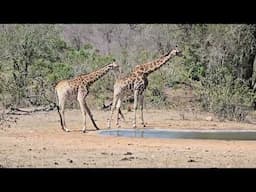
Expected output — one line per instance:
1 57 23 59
198 65 255 121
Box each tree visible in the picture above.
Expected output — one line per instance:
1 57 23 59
0 24 70 107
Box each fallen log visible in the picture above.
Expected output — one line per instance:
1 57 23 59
6 104 56 115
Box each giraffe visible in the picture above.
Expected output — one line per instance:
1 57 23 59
107 46 182 129
55 60 120 133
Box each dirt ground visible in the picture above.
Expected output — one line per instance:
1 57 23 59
1 108 256 168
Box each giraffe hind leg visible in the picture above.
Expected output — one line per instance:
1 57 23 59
108 93 119 129
56 91 70 132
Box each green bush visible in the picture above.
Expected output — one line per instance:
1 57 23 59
1 24 256 123
198 65 255 121
145 70 169 108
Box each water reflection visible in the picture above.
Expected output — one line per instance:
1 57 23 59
99 129 256 140
141 131 144 138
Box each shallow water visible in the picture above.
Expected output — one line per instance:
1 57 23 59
99 129 256 140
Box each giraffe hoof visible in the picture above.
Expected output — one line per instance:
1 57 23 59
82 130 86 133
64 129 70 132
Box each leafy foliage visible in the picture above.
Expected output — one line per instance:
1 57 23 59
1 24 256 122
198 65 255 121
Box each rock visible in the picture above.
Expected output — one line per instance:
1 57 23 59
124 152 133 155
67 159 73 163
205 116 213 121
54 162 59 165
120 156 134 161
101 152 108 155
127 106 132 112
188 159 196 162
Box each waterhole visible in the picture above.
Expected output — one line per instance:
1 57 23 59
99 129 256 140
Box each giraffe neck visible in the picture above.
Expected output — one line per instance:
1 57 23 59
86 65 112 85
133 51 174 77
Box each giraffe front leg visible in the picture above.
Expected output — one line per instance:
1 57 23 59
77 89 88 133
118 108 126 121
108 109 114 129
133 90 139 129
84 101 100 130
139 94 146 127
82 111 87 133
81 106 87 133
116 98 122 128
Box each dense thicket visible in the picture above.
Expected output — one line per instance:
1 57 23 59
1 24 256 121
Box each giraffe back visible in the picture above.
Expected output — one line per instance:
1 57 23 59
115 72 148 96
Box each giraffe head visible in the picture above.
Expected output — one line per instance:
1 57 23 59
107 60 121 76
169 45 182 57
108 60 120 70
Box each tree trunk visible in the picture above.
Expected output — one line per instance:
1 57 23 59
245 52 256 81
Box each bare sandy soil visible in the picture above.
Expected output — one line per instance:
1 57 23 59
1 108 256 168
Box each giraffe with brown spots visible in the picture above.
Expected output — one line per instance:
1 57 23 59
55 61 120 133
108 46 182 129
